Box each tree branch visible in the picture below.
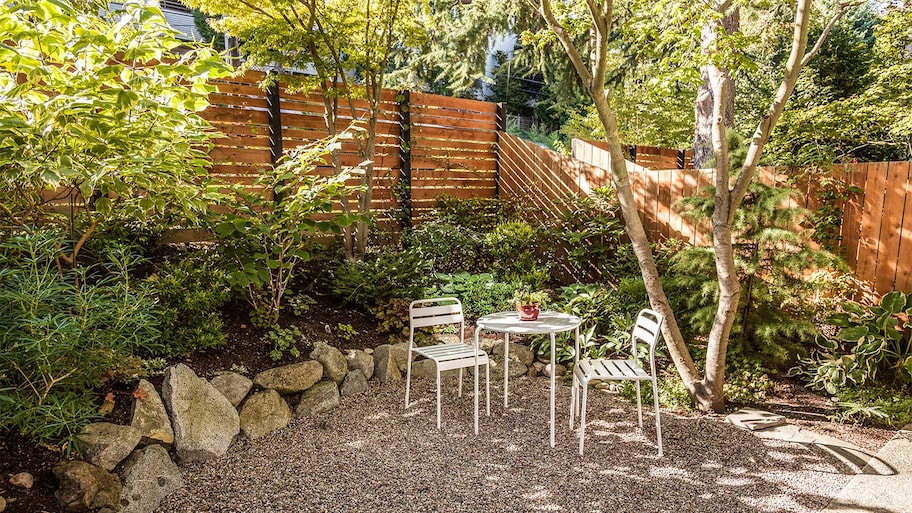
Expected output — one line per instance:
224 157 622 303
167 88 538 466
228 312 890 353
528 0 595 88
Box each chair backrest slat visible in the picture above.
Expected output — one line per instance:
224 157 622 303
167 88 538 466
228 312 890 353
631 309 664 353
409 298 464 330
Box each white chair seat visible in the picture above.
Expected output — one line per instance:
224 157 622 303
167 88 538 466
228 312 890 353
413 345 489 372
576 358 650 381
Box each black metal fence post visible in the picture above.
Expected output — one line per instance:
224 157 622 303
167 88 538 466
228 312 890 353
495 102 506 198
398 90 412 229
266 82 283 202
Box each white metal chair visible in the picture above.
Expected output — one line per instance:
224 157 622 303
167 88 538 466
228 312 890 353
404 298 490 434
570 308 665 456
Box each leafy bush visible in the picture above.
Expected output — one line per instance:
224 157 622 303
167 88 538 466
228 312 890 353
373 297 412 339
425 272 518 321
619 374 695 413
483 221 549 287
791 291 912 394
331 248 432 310
147 251 231 357
0 230 161 448
723 357 773 405
265 325 304 361
214 137 362 326
401 221 484 273
431 195 518 232
830 386 912 427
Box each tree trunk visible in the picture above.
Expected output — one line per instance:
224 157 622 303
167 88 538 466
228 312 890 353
693 9 738 170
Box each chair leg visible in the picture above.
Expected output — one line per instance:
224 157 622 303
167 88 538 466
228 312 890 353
485 362 491 416
578 380 588 456
569 372 577 429
458 368 464 397
635 380 643 430
436 369 442 430
652 378 663 457
474 361 479 435
405 354 413 409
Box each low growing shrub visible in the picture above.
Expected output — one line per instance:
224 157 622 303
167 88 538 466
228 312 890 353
401 221 484 274
425 272 518 321
331 249 432 310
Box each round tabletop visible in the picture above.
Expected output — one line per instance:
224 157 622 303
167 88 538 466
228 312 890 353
476 310 582 335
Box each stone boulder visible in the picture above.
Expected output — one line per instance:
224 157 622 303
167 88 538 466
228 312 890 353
119 445 183 513
0 494 5 512
409 359 459 380
310 342 348 384
390 342 411 372
78 423 142 471
210 372 253 407
253 361 323 394
53 461 121 512
130 379 173 447
346 349 374 380
239 389 292 439
295 381 340 417
493 341 535 367
9 472 33 489
372 345 401 383
339 370 369 397
162 364 240 463
544 363 567 378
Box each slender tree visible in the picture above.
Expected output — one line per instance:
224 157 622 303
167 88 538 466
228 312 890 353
527 0 854 411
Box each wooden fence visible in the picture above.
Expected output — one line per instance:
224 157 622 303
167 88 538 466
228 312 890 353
196 74 909 297
199 71 497 226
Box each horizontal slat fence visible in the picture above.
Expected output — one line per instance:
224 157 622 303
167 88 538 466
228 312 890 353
570 139 912 298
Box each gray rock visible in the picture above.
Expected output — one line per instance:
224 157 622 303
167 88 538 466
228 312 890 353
9 471 33 489
310 342 348 384
119 444 183 513
295 381 340 417
131 379 173 447
239 390 292 439
409 359 460 380
253 361 323 394
372 345 401 382
346 349 374 380
53 460 121 512
390 342 410 372
726 408 787 431
490 356 528 379
532 361 546 372
210 372 253 407
364 347 374 355
339 370 369 397
162 364 240 463
78 422 142 471
493 341 535 367
544 363 567 378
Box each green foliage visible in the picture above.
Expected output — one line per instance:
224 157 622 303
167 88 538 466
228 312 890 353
619 374 695 413
336 323 358 341
0 0 231 262
213 138 362 327
670 181 850 368
372 297 412 340
431 195 518 232
723 356 773 405
265 325 303 361
831 386 912 427
147 252 231 358
401 221 484 274
331 249 432 310
0 230 161 448
288 291 317 317
484 221 549 287
425 272 518 321
512 288 548 306
791 292 912 394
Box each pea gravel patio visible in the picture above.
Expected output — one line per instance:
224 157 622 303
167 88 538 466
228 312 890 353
159 378 875 513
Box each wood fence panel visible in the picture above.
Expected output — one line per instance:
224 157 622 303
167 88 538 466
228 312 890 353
841 163 868 271
894 163 912 293
874 162 911 295
856 163 889 297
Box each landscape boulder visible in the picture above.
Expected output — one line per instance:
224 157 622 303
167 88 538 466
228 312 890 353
239 389 292 439
310 342 348 384
372 345 401 383
162 364 240 463
210 372 253 407
119 445 183 513
494 341 535 367
253 361 323 394
346 349 374 380
295 381 340 417
339 370 369 397
544 363 567 378
409 359 459 380
53 461 121 512
130 379 174 447
9 472 33 489
390 342 410 372
78 423 142 471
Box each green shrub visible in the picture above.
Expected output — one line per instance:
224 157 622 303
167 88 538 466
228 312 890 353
331 248 432 310
372 297 412 339
431 195 517 232
147 251 231 357
0 230 161 448
619 374 695 413
830 387 912 427
265 325 303 361
723 356 773 405
402 221 484 274
791 291 912 393
425 272 518 321
483 221 549 287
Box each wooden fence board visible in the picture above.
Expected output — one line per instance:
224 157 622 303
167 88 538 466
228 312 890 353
874 162 911 295
894 163 912 293
856 163 889 297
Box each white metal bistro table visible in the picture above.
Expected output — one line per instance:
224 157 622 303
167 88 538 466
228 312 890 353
474 310 582 448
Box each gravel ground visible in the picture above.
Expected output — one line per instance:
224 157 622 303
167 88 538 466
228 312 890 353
159 378 871 513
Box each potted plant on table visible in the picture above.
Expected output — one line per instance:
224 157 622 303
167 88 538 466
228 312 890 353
513 289 548 321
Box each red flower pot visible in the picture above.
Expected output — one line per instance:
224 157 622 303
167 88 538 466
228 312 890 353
516 302 540 321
